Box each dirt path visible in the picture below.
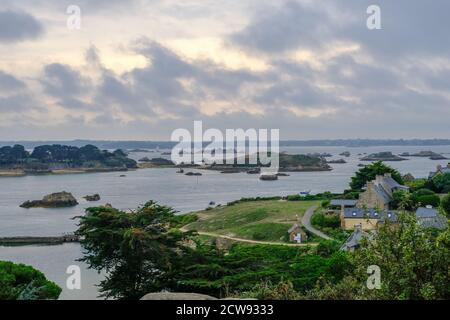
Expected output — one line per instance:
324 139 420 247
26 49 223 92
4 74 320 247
301 205 332 240
181 228 318 246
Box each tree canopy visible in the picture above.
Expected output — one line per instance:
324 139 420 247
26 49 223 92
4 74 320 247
350 161 403 190
0 144 136 168
76 201 191 300
0 261 61 300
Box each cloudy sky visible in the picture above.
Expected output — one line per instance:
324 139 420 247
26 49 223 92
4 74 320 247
0 0 449 140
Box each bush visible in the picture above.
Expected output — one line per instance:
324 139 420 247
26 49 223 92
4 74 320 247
411 189 441 208
170 214 198 228
321 200 331 208
311 212 340 229
432 173 450 193
316 240 341 257
441 193 450 217
0 261 61 300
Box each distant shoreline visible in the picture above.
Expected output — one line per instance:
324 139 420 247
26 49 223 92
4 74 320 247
0 167 131 177
2 139 450 149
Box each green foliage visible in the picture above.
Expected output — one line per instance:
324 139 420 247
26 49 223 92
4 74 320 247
350 161 403 191
1 144 137 169
232 223 290 242
311 212 340 229
321 199 331 208
0 261 61 300
405 178 427 192
176 244 351 297
170 214 199 228
412 189 441 208
227 196 282 206
440 193 450 217
239 281 301 300
0 145 28 165
391 190 415 210
306 213 450 300
432 173 450 193
415 194 441 208
76 201 191 299
316 240 341 257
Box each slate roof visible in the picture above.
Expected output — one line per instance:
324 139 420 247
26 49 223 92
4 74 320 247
416 207 439 218
383 175 409 190
343 208 397 221
330 199 357 207
416 207 448 230
340 227 373 251
417 216 448 230
373 184 392 203
288 224 300 234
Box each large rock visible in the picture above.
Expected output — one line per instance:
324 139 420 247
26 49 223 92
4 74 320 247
20 191 78 208
83 194 101 201
141 292 217 300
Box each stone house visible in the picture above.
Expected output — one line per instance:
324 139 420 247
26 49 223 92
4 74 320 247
357 173 409 210
340 208 397 231
340 225 373 251
428 163 450 179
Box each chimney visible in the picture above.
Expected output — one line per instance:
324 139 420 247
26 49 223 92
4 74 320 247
447 163 450 169
426 205 433 209
375 175 383 185
384 172 392 178
437 164 442 171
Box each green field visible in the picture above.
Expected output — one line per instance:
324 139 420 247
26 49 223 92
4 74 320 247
185 200 319 242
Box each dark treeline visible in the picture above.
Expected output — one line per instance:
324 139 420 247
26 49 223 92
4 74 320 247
0 144 137 169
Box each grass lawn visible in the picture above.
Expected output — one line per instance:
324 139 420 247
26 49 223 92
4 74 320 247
185 200 319 242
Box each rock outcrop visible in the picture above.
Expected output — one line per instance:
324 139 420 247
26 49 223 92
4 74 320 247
20 192 78 208
83 194 101 201
141 292 217 300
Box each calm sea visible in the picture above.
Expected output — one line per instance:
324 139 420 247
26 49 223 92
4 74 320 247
0 145 449 299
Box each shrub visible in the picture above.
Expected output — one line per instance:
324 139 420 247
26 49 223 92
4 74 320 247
440 193 450 217
432 173 450 193
311 212 340 229
411 189 441 208
321 200 331 208
0 261 61 300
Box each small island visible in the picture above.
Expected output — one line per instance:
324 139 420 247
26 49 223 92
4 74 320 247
0 144 137 177
83 194 101 202
138 157 175 168
361 152 408 162
327 159 347 164
136 153 332 173
400 151 447 160
202 153 332 172
20 191 78 208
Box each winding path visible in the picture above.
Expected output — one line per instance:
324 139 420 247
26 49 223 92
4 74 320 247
192 231 317 246
181 204 331 245
301 205 332 240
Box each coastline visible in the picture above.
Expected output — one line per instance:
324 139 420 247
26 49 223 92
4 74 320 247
0 167 133 177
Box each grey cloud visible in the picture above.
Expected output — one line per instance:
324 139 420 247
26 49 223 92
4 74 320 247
0 10 43 43
232 0 450 58
0 71 26 92
41 63 93 109
0 94 31 112
231 1 328 53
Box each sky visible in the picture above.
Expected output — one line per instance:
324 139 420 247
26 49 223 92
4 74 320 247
0 0 450 140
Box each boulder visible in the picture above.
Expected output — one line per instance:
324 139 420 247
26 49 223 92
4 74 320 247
20 192 78 208
141 292 217 300
83 194 101 201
